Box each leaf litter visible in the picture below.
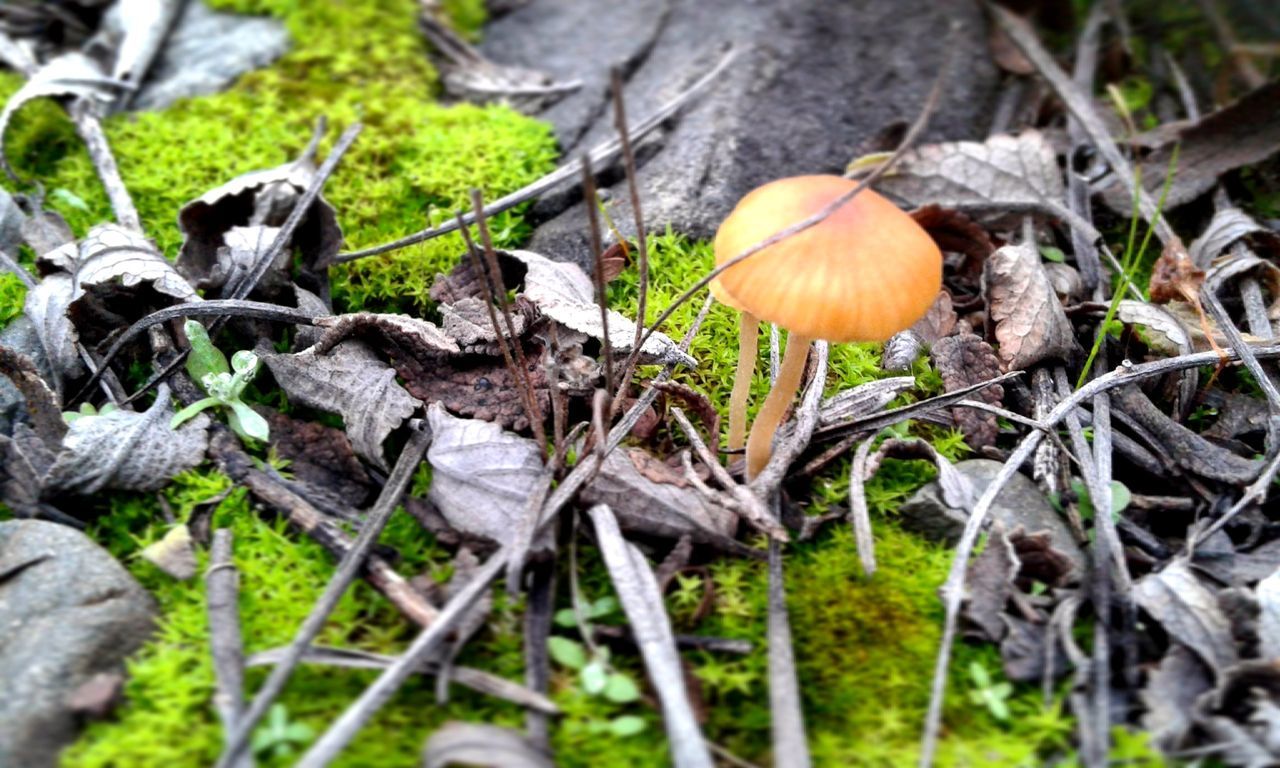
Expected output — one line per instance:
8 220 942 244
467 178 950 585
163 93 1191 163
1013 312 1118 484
3 3 1280 768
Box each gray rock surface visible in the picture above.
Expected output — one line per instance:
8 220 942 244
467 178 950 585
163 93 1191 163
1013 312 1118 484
0 520 155 768
481 0 1000 271
899 459 1086 578
122 0 290 111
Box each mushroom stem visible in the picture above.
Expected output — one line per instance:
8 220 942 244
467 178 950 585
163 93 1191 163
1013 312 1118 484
745 333 813 480
727 311 760 452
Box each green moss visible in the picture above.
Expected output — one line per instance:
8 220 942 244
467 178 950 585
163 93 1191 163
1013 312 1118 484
1 0 558 315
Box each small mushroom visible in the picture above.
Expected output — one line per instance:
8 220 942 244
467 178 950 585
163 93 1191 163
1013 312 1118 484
713 175 943 478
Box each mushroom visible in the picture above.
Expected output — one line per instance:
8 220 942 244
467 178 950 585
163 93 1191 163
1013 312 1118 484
712 175 943 479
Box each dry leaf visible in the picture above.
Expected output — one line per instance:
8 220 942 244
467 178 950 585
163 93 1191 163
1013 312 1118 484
313 313 459 358
22 272 82 389
1116 300 1192 356
1134 560 1238 676
439 296 527 352
139 523 198 580
0 52 116 176
256 341 421 470
44 385 209 495
873 132 1066 217
882 290 958 371
984 242 1078 371
963 524 1019 642
579 447 739 546
400 343 552 432
1101 81 1280 213
1189 206 1280 268
260 407 374 507
421 722 552 768
930 333 1004 448
424 404 549 551
500 249 694 368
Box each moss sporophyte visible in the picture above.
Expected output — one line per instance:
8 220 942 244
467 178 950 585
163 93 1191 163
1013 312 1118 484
0 1 1081 766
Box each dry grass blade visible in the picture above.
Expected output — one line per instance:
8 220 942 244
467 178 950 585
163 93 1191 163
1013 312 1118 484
609 66 652 402
215 426 431 768
206 529 252 768
587 503 714 768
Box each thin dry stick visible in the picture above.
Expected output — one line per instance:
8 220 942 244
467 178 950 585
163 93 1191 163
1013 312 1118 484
471 189 547 448
669 407 787 540
766 539 809 768
207 529 252 768
332 50 736 264
455 212 544 445
918 342 1280 767
847 435 879 576
216 427 431 768
610 66 652 395
581 153 615 394
298 299 717 766
628 30 958 360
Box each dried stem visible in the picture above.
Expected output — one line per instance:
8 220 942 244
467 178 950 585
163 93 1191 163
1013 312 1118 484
610 66 652 395
206 529 253 768
581 153 615 394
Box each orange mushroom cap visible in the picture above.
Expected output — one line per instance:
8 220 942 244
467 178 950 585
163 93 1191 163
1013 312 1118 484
713 175 942 343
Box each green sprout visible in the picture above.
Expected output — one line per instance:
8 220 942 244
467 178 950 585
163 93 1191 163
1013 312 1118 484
967 662 1014 722
63 402 118 424
170 319 269 442
251 704 314 761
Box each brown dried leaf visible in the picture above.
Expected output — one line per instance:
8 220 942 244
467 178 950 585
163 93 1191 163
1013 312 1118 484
1140 644 1213 752
313 312 459 358
1008 527 1075 588
931 333 1004 448
963 524 1019 642
910 206 997 267
399 344 551 432
873 132 1065 216
260 407 374 507
0 344 65 447
1189 206 1280 268
985 242 1078 371
1149 242 1206 305
599 241 630 283
1116 300 1193 356
1101 81 1280 213
68 224 198 348
439 296 528 353
177 149 342 284
256 341 421 470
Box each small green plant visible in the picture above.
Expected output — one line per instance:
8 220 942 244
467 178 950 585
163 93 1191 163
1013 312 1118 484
967 661 1014 722
252 703 315 761
1072 479 1132 522
170 319 269 442
62 401 118 423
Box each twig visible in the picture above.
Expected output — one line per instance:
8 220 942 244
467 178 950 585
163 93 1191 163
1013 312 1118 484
523 562 556 747
847 435 879 576
670 407 788 540
766 538 809 768
581 153 614 395
332 51 736 264
67 101 141 232
610 66 652 398
206 529 253 768
216 427 432 768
